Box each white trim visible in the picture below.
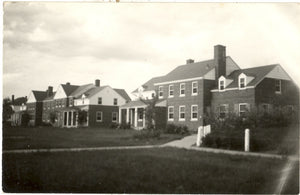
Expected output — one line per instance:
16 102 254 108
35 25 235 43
191 104 198 121
168 84 174 98
191 81 198 96
239 103 248 117
168 106 174 121
96 111 103 122
218 76 226 91
211 86 255 92
158 86 163 99
180 83 185 97
154 77 203 86
238 73 247 90
179 105 185 121
112 112 118 122
275 79 282 94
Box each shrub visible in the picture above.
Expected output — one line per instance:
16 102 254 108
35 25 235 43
21 112 31 127
110 122 119 129
165 124 189 135
49 112 58 124
118 123 131 129
133 129 161 139
77 110 88 125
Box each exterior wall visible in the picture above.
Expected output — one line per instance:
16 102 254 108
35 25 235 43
88 86 127 106
211 88 256 116
26 102 43 126
156 78 204 131
88 105 119 127
155 107 167 129
42 98 69 123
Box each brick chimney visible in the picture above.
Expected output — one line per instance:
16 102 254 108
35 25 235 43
47 86 53 97
214 45 226 85
66 82 70 85
11 95 14 104
186 59 194 64
95 79 100 87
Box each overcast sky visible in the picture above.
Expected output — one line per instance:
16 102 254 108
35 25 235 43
3 2 300 99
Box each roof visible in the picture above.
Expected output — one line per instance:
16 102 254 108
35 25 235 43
61 84 80 96
69 84 95 98
114 88 131 102
32 91 47 101
12 97 27 105
44 92 56 101
224 64 278 89
133 57 230 93
120 99 166 108
82 86 107 98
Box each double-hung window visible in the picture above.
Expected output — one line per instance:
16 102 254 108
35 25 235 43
180 83 185 97
192 81 198 95
168 106 174 121
239 103 249 117
240 78 245 89
96 111 103 122
113 98 118 105
112 112 117 122
169 85 174 98
275 80 281 94
220 80 225 90
158 86 163 98
179 106 185 121
191 105 198 121
98 97 102 105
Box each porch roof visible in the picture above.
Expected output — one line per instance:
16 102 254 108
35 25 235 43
61 105 89 111
120 100 147 108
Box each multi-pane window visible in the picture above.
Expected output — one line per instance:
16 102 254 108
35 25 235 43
275 80 281 93
180 83 185 96
96 112 102 122
191 105 198 120
219 80 225 90
98 97 102 105
113 98 118 105
239 104 248 117
169 85 174 97
179 106 185 121
192 81 198 95
138 110 143 120
69 98 73 107
112 112 117 122
168 106 174 120
159 86 163 98
239 78 245 89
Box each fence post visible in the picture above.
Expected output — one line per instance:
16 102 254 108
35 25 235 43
196 126 203 147
245 128 250 152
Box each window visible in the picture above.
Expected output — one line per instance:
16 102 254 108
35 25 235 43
138 110 143 121
158 86 163 98
240 78 245 88
220 80 225 90
98 97 102 105
180 83 185 96
96 112 103 122
113 98 118 105
179 106 185 121
169 85 174 97
152 93 155 98
112 112 117 122
192 81 198 95
191 105 198 121
69 98 73 107
239 103 249 117
168 106 174 121
238 73 246 89
219 104 227 119
275 80 281 94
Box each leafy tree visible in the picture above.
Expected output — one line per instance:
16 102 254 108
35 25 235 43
77 110 88 125
21 112 31 127
140 91 159 130
3 97 13 122
49 111 58 124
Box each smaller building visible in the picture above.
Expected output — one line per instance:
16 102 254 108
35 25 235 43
10 95 27 126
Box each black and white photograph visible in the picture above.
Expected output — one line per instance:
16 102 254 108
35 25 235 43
2 2 300 194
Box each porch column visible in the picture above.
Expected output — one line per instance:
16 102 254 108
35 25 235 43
143 108 146 128
134 107 138 128
70 111 73 127
126 108 129 123
119 108 122 124
66 112 69 127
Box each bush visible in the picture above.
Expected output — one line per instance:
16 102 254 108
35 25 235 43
133 129 161 139
165 124 189 135
110 122 119 129
21 112 31 127
118 123 131 129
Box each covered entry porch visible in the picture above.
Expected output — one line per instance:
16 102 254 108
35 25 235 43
61 106 89 128
119 101 147 130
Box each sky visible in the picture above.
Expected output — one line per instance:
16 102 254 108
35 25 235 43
3 2 300 99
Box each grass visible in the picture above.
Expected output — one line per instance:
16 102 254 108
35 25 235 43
3 127 184 150
3 147 298 193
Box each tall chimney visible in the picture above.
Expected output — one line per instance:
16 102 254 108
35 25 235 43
214 45 226 85
95 79 100 87
47 86 53 97
11 95 15 104
186 59 194 64
66 82 70 85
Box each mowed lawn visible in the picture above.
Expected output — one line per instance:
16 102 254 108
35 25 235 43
3 147 298 194
3 127 184 150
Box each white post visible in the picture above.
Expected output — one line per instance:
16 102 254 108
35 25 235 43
134 107 138 128
196 126 203 147
245 128 250 152
126 108 129 123
143 108 146 128
119 108 122 124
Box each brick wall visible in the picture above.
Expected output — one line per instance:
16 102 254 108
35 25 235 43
88 105 119 127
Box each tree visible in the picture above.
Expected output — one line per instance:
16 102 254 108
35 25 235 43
77 110 88 125
21 112 31 127
49 111 58 124
3 97 13 123
140 91 159 130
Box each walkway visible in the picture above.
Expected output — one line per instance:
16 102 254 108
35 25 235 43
162 134 197 148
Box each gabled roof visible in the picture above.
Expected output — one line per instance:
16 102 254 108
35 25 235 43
69 84 95 98
114 88 131 102
44 92 56 101
12 97 27 105
133 57 233 93
82 86 108 98
120 99 166 108
32 91 47 101
61 84 80 96
224 64 278 89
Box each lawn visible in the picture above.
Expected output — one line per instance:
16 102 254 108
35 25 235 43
2 147 298 194
3 127 184 150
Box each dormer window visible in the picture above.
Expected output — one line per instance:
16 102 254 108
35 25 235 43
218 76 226 91
275 80 281 94
238 73 247 89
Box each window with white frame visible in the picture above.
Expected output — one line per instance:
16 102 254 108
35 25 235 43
275 80 281 94
191 105 198 120
168 106 174 120
113 98 118 105
96 111 103 122
169 85 174 97
138 109 143 121
180 83 185 96
239 103 249 117
220 80 225 90
179 106 185 121
112 112 117 122
98 97 102 105
192 81 198 95
158 86 163 98
239 74 246 89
